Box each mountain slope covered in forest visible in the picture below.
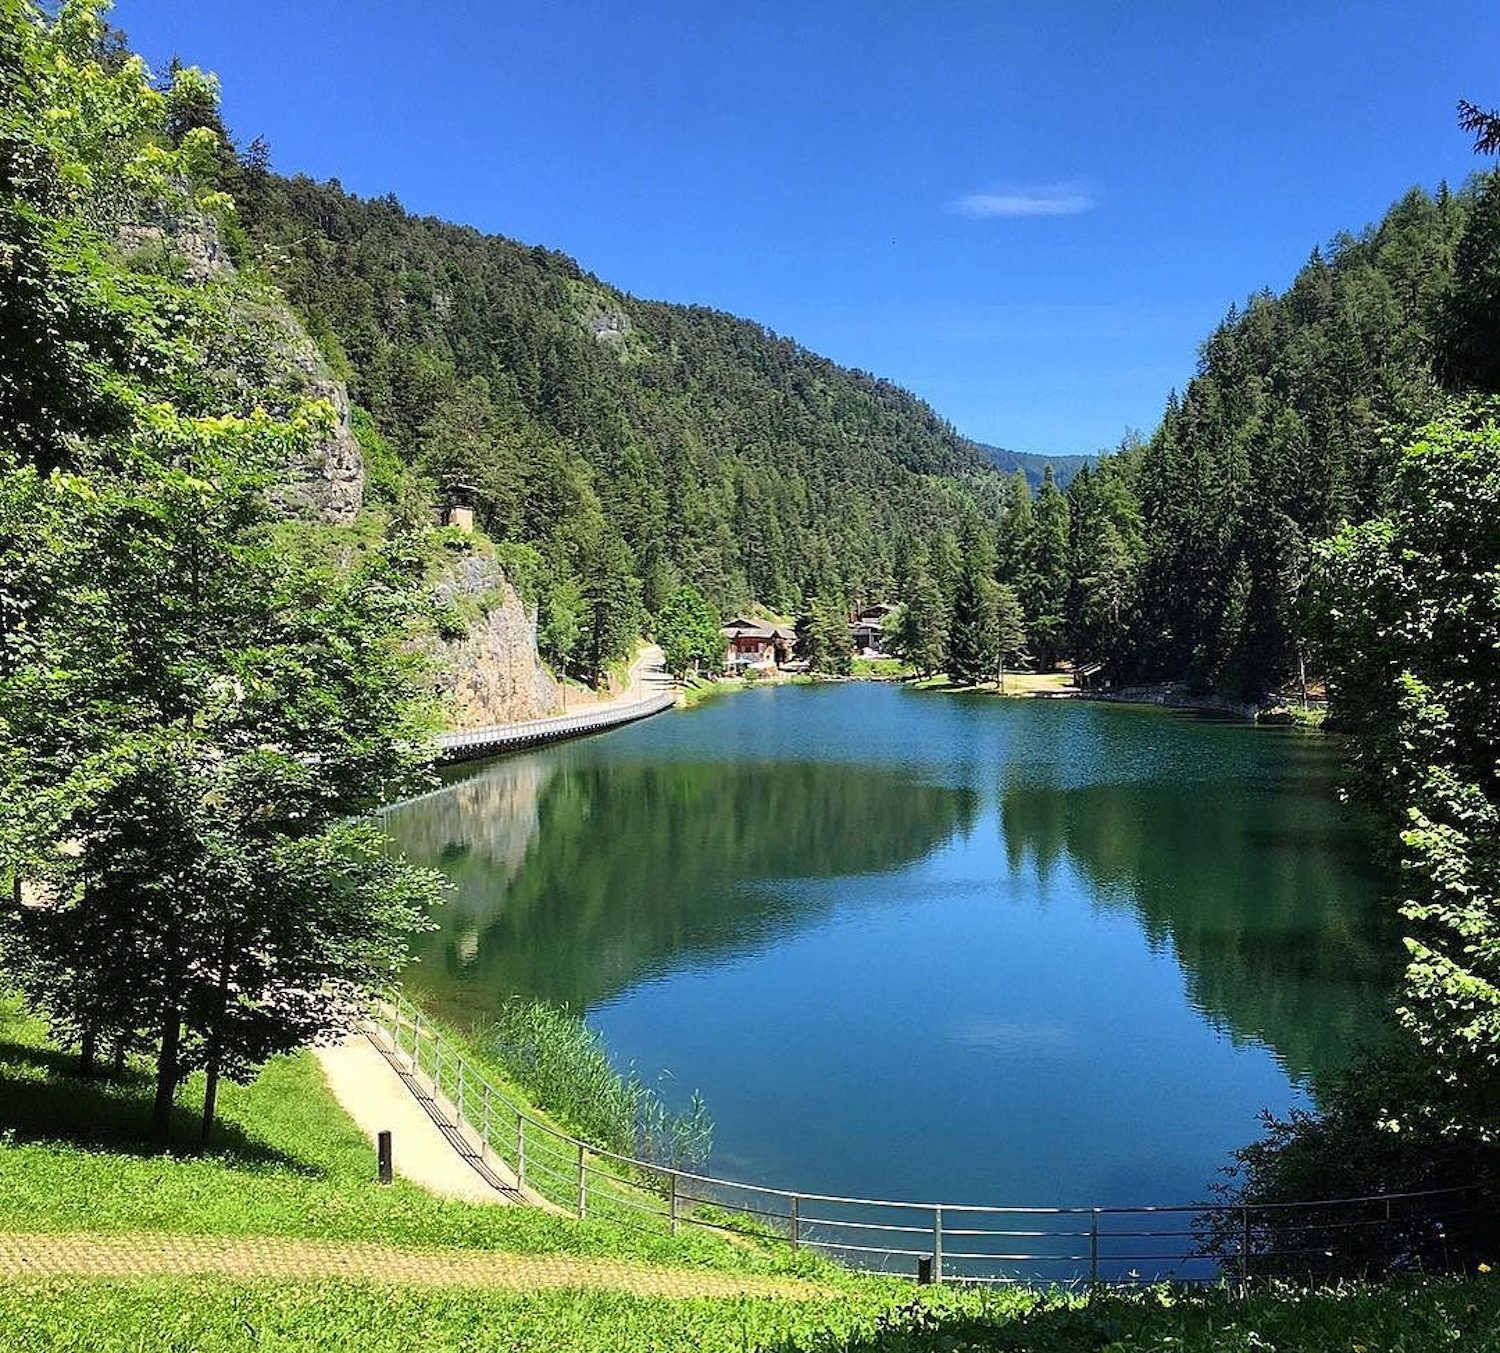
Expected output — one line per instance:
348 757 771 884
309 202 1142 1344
1098 181 1485 697
974 443 1093 489
228 170 998 638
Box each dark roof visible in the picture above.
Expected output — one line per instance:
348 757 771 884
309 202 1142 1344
723 617 774 638
723 618 796 641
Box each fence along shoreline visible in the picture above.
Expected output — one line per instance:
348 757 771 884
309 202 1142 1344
369 995 1477 1287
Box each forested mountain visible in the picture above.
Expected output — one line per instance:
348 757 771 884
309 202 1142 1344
896 175 1495 703
973 443 1092 489
1116 184 1475 697
225 168 995 637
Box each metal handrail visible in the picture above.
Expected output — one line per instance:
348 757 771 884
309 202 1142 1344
367 992 1481 1286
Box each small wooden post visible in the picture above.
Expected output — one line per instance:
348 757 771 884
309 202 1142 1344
669 1172 679 1236
917 1255 933 1285
789 1194 800 1251
1090 1208 1100 1285
934 1206 944 1284
1240 1207 1251 1292
577 1144 588 1218
516 1113 526 1188
377 1130 393 1185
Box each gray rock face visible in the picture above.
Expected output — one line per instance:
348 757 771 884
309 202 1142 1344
118 215 365 525
428 555 561 728
260 310 366 525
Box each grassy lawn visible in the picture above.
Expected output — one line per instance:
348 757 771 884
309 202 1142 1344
1 1275 1497 1352
0 994 807 1274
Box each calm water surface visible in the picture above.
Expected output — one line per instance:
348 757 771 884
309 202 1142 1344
384 685 1398 1207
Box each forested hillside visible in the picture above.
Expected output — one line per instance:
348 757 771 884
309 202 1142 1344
974 442 1092 489
224 168 995 640
1119 184 1474 697
197 125 1494 704
926 176 1492 703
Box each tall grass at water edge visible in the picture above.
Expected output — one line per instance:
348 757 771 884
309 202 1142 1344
478 999 714 1172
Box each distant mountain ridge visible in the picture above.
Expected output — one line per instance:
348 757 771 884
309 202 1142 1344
972 443 1094 489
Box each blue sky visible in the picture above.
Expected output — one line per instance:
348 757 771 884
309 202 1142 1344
117 1 1499 455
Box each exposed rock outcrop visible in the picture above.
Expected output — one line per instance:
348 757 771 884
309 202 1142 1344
427 554 561 728
118 215 365 525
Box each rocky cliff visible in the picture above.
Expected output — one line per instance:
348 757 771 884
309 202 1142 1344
119 216 365 524
427 555 561 729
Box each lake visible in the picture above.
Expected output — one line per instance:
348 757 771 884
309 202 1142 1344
383 683 1398 1215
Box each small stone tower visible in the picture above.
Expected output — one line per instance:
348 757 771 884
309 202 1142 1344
442 480 477 534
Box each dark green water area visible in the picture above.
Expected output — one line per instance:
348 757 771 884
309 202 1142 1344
384 683 1399 1208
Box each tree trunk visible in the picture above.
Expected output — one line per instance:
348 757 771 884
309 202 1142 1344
152 1010 181 1146
200 928 234 1148
112 1037 127 1078
79 1023 97 1079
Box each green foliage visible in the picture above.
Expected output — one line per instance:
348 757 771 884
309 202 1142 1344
992 583 1028 687
580 532 644 686
350 404 401 502
946 554 996 686
1019 467 1070 668
1121 183 1472 696
1438 173 1500 392
656 584 723 678
0 1 444 1146
229 166 1001 632
1212 1039 1500 1278
1064 454 1144 672
4 1273 1500 1353
1308 404 1500 1092
796 597 852 676
888 573 947 678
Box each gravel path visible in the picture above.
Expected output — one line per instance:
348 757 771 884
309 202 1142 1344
0 1232 827 1299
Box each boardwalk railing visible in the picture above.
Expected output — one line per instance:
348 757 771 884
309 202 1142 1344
369 994 1479 1286
433 690 676 762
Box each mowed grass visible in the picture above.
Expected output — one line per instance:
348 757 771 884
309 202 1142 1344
0 994 812 1274
1 1275 1498 1353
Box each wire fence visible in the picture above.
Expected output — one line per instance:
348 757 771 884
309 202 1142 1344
370 994 1480 1286
432 690 677 761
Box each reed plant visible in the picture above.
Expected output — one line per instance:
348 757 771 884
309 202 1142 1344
481 1000 714 1171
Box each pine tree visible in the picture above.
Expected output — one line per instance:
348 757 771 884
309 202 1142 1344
1021 467 1072 668
993 583 1028 691
796 596 852 676
890 571 948 677
947 558 996 686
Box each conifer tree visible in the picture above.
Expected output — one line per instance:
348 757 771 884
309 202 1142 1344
992 583 1028 691
947 557 996 686
890 572 948 677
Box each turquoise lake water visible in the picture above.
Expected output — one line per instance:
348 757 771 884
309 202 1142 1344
384 683 1398 1211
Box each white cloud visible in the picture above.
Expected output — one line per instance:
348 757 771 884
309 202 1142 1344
951 183 1096 219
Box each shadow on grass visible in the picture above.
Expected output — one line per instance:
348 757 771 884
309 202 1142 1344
0 1035 310 1171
